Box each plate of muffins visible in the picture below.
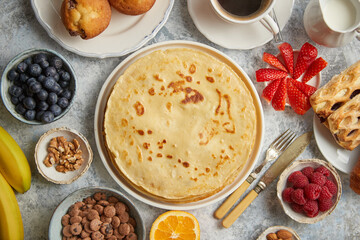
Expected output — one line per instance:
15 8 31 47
31 0 174 58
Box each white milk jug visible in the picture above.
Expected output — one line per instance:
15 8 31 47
304 0 360 47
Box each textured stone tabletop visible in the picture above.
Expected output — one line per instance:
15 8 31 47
1 0 360 239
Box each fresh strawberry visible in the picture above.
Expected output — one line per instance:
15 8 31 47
288 77 317 97
302 57 328 83
256 68 287 82
293 42 318 79
287 79 311 115
272 78 287 111
262 52 288 72
278 42 294 75
262 78 282 103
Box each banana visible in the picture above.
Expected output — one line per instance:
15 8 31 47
0 126 31 193
0 172 24 240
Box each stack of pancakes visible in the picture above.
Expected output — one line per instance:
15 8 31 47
104 48 257 202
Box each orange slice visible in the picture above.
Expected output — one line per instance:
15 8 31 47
150 210 200 240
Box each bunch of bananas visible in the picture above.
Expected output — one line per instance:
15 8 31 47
0 126 32 240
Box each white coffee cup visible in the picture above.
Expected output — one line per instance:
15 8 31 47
209 0 279 35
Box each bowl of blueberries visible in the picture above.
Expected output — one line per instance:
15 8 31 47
1 48 76 124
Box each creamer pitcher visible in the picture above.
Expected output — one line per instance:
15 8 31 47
304 0 360 47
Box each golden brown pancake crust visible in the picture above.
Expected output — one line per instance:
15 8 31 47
109 0 156 15
61 0 111 39
104 48 257 201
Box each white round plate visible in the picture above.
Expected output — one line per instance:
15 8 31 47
94 40 264 210
313 116 360 174
187 0 294 49
31 0 174 58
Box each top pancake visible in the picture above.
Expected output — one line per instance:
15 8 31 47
104 48 257 201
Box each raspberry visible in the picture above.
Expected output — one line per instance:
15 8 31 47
291 189 306 205
309 172 326 186
318 186 333 201
304 183 321 200
287 171 302 184
324 180 337 195
303 200 319 218
292 174 309 188
291 203 303 213
315 165 331 177
282 187 294 203
319 198 333 212
301 166 314 178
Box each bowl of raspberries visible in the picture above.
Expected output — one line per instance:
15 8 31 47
277 159 342 223
1 48 76 124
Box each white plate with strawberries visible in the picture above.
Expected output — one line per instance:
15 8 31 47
256 42 327 115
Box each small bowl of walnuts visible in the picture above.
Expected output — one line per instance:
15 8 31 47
277 159 342 224
34 127 93 184
256 226 300 240
49 187 145 240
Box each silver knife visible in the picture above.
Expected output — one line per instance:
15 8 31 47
222 131 313 228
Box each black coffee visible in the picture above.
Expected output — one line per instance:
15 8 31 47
218 0 268 17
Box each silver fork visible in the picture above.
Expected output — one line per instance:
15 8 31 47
214 129 296 219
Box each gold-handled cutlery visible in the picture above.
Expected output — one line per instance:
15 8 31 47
214 129 296 219
222 132 313 228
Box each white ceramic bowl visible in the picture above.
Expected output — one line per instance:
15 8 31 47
256 226 301 240
34 127 92 184
48 187 145 240
277 159 342 224
0 48 76 124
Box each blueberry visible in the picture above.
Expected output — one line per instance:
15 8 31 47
43 76 56 90
26 77 37 86
44 66 57 77
39 60 49 69
49 104 62 117
34 53 47 64
37 89 48 101
47 92 58 105
59 80 69 88
37 101 49 111
23 97 36 110
28 64 42 77
17 62 28 73
36 111 45 121
25 88 34 97
49 56 63 69
37 75 46 83
51 83 63 94
53 73 60 82
29 81 42 93
60 89 72 100
23 57 33 66
19 73 29 84
18 94 25 102
7 69 19 81
57 97 69 109
60 71 71 82
41 111 54 123
13 79 22 87
24 110 36 120
15 104 26 115
8 85 23 97
11 96 19 105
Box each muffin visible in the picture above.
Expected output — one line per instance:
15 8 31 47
109 0 156 15
61 0 112 40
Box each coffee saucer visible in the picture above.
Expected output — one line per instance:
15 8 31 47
187 0 294 49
